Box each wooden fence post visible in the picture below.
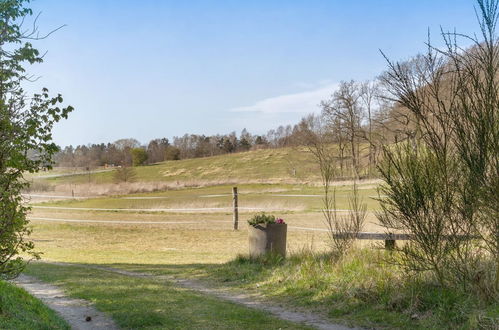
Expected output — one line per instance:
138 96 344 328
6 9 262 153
385 233 396 250
233 187 238 230
385 239 396 250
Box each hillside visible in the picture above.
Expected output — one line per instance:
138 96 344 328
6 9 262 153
46 147 322 186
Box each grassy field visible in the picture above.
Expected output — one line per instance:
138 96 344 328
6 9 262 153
19 148 497 329
27 212 331 264
32 182 382 213
24 145 376 199
0 280 69 329
24 214 498 329
44 147 321 186
39 146 374 189
108 250 498 329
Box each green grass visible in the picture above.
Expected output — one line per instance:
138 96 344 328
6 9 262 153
0 280 69 330
24 263 311 330
201 250 498 329
111 250 499 330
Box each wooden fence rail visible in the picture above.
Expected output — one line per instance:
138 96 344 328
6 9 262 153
333 232 479 249
229 187 480 249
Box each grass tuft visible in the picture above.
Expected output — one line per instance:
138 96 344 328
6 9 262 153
0 280 69 329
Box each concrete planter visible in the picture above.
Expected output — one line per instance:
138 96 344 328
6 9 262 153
248 223 287 258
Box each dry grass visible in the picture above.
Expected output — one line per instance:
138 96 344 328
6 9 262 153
55 179 320 196
27 220 330 265
31 182 382 214
27 206 385 266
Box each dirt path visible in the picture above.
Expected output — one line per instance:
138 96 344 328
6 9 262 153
82 264 360 330
13 274 118 330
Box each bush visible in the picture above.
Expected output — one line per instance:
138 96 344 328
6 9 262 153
378 0 498 294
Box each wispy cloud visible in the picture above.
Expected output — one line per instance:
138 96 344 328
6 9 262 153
230 82 338 114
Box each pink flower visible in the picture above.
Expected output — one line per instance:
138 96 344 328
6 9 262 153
275 218 285 224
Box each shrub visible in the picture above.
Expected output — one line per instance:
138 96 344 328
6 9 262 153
378 0 498 295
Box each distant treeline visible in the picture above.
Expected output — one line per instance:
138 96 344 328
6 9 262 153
55 76 416 170
54 125 311 167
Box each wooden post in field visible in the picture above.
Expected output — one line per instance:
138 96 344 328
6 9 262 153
232 187 239 230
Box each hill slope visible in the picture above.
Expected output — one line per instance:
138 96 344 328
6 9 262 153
47 147 322 186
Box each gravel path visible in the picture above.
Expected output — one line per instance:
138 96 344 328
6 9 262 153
13 274 118 330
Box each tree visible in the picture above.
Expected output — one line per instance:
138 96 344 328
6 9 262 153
164 146 180 160
254 135 268 147
112 138 140 166
0 0 73 279
131 148 148 166
147 138 169 163
113 138 140 150
360 80 380 175
239 128 252 151
113 166 137 183
323 81 364 176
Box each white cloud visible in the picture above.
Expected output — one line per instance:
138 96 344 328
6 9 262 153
230 83 338 114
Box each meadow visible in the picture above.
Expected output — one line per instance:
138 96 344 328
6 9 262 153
46 147 321 185
15 149 498 329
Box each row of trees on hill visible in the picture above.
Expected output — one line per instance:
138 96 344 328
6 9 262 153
53 124 315 167
55 138 177 167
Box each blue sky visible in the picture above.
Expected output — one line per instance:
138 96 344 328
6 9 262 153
28 0 480 146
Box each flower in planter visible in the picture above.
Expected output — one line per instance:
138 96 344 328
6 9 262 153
275 218 285 224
